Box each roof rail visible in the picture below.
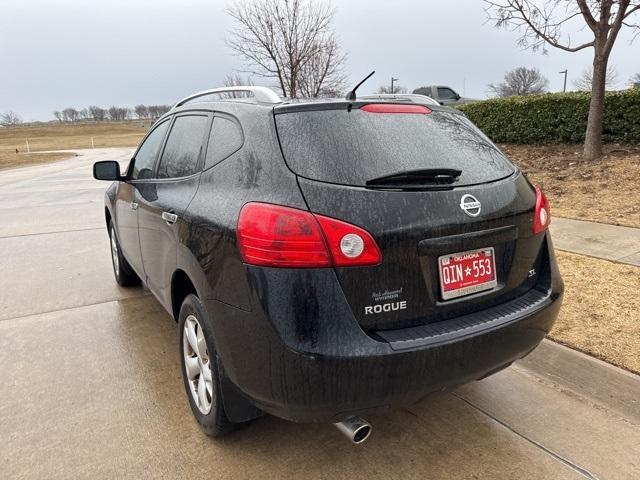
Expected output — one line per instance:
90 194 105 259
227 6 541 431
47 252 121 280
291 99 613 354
173 86 282 108
358 93 439 106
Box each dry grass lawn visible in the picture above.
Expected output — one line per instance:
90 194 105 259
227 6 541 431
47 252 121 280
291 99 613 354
550 251 640 374
0 151 77 170
0 121 148 170
502 144 640 228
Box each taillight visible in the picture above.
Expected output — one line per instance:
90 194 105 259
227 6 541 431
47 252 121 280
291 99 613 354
237 202 382 268
360 104 431 114
237 203 330 267
314 215 381 267
532 186 551 235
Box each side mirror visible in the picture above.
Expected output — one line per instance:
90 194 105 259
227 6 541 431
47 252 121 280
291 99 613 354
454 94 461 100
93 161 123 181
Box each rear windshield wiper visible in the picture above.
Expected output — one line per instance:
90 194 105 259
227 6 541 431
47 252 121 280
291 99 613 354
365 168 462 189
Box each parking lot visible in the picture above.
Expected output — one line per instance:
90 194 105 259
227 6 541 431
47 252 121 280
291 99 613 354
1 149 639 479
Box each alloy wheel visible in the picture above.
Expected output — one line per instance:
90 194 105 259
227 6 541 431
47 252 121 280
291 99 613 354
183 314 213 414
110 227 119 277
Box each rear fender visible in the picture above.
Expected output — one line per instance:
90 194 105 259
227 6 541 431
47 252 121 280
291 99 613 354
176 244 262 422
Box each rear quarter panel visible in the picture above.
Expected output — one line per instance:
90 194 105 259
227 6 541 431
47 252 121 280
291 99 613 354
180 110 306 312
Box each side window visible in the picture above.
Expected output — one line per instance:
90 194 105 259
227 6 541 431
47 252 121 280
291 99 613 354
157 115 209 179
131 120 169 180
205 116 243 169
437 87 458 100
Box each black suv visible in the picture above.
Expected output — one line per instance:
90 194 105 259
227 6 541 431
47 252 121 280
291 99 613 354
94 86 563 444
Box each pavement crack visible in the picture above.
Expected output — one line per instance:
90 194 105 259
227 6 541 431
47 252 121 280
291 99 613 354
511 364 640 430
452 392 600 480
0 227 103 239
0 294 148 324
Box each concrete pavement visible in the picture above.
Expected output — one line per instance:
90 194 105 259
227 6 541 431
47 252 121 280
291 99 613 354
551 217 640 266
1 149 639 479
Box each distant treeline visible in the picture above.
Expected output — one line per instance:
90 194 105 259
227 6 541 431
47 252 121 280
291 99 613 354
52 105 172 123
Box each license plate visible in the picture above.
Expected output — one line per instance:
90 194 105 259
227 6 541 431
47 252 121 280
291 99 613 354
438 247 497 300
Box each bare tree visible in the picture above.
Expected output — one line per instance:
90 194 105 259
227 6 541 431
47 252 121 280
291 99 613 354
53 111 63 123
298 37 346 97
573 66 619 90
629 72 640 87
224 73 254 87
485 0 640 160
79 108 90 120
0 111 22 126
147 105 171 119
62 108 79 123
107 107 130 121
107 106 117 121
156 105 170 117
88 106 106 122
376 85 408 94
147 105 160 119
134 104 149 119
488 66 549 97
219 74 255 98
226 0 346 98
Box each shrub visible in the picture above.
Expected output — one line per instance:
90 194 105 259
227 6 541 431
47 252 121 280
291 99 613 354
457 89 640 144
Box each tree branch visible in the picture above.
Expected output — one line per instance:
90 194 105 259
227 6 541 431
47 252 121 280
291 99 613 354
623 4 640 19
485 0 595 52
605 0 631 54
576 0 598 32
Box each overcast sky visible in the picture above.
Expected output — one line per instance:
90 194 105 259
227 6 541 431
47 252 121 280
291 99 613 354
1 0 639 121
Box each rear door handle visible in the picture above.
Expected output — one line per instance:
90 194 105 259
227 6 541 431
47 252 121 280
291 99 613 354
130 202 138 211
162 211 178 225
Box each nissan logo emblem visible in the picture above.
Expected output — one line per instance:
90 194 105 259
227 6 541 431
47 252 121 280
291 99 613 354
460 194 481 217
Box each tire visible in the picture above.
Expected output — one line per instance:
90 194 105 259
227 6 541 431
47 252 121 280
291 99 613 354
108 220 140 287
178 294 236 437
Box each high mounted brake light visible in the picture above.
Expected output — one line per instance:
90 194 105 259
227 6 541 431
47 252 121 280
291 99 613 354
360 104 432 114
237 203 382 268
532 186 551 235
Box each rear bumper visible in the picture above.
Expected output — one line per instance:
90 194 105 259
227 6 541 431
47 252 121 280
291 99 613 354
206 237 563 423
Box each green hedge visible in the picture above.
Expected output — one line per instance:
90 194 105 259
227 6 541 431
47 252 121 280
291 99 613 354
457 89 640 144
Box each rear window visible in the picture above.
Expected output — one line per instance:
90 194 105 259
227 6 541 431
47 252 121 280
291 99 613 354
275 107 515 187
205 116 243 169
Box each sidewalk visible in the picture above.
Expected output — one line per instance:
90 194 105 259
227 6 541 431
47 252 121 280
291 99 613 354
550 217 640 266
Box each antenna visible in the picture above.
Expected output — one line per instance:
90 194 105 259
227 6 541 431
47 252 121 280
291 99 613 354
345 71 375 101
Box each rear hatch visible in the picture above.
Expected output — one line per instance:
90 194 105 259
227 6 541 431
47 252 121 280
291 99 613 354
274 102 545 331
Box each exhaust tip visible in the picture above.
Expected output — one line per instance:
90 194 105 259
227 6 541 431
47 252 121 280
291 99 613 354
333 416 372 444
352 424 371 444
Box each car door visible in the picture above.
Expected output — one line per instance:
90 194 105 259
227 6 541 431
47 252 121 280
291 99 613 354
137 112 212 309
114 118 170 276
